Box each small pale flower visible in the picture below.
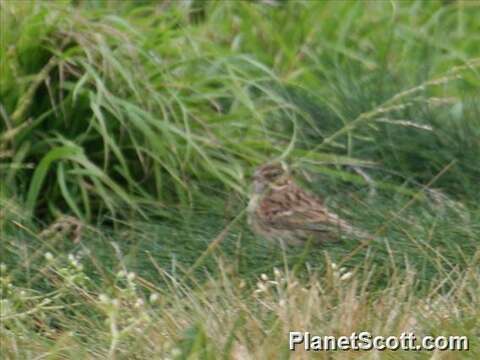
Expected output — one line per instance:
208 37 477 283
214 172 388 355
340 272 353 281
127 272 136 281
256 281 267 293
149 293 159 303
98 294 109 304
171 348 181 357
134 298 145 308
44 252 54 261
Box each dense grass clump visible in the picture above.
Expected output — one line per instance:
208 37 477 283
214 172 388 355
1 1 300 220
1 0 480 358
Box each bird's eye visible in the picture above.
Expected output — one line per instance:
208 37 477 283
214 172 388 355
267 170 282 179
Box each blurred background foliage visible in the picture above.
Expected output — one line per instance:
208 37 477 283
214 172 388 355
2 0 479 224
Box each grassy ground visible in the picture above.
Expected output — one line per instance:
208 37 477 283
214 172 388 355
1 0 480 358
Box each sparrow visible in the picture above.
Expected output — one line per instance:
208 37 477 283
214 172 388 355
39 215 83 244
247 162 370 245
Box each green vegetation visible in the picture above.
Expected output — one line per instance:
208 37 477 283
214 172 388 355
1 0 479 358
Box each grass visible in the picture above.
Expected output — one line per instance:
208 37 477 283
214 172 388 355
2 219 479 358
1 0 480 358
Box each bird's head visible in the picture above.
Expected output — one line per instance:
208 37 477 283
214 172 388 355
252 162 289 194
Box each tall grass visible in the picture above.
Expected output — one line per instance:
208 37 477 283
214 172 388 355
1 1 300 221
3 0 478 220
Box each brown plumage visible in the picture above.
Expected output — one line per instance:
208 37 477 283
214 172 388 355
247 162 369 245
39 215 84 244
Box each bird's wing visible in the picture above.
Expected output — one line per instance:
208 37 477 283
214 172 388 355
258 183 367 238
